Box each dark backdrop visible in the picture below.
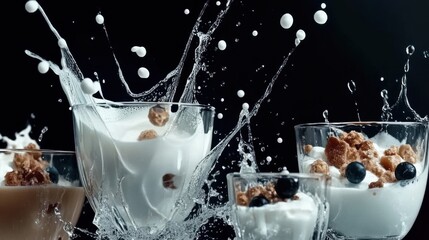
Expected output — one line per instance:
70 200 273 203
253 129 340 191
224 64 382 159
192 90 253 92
2 0 428 239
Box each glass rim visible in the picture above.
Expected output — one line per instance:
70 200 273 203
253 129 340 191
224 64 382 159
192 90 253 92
72 101 215 111
226 171 329 180
294 121 428 128
0 148 75 154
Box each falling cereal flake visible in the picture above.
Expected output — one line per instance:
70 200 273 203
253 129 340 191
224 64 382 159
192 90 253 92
131 46 147 57
58 38 67 48
184 9 190 15
296 29 306 40
252 30 258 36
237 90 245 98
81 78 98 95
25 0 39 13
218 40 227 51
280 13 293 29
277 137 283 143
217 113 224 119
95 13 104 24
138 67 150 78
314 10 328 24
37 61 50 74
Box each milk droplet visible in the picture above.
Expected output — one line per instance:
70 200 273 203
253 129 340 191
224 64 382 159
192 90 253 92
321 3 327 9
314 10 328 24
294 38 301 46
25 0 39 13
381 89 388 99
252 30 258 36
184 9 190 15
131 46 147 57
406 45 415 56
220 98 224 102
95 13 104 24
280 13 293 29
237 90 245 98
380 77 385 81
266 156 272 162
347 80 356 93
58 38 67 49
323 109 329 122
216 1 221 6
277 137 283 143
296 29 306 40
217 113 224 119
81 78 98 95
138 67 150 78
242 103 249 110
37 61 50 74
218 40 227 51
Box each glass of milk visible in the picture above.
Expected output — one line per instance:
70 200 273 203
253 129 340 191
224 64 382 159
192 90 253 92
0 149 85 240
72 101 215 237
294 121 428 239
227 172 330 240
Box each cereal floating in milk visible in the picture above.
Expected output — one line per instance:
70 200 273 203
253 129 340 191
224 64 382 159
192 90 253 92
137 129 158 141
148 105 169 127
162 173 177 189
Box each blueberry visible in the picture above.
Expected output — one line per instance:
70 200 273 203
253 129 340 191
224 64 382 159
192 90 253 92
248 194 270 207
274 176 299 199
345 161 366 184
46 166 59 184
395 162 416 180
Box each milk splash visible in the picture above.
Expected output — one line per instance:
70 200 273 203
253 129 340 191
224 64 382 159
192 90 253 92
23 0 328 239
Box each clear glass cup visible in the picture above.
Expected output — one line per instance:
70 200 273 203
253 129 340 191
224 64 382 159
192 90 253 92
72 101 215 237
227 172 330 240
294 121 429 240
0 149 85 240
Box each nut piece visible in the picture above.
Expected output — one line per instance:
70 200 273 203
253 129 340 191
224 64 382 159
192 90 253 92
325 136 349 168
340 130 364 148
162 173 177 189
304 144 313 154
380 155 401 171
398 144 417 163
148 105 169 127
137 129 158 141
310 159 330 175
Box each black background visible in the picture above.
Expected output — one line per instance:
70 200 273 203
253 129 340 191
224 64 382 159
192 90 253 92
2 0 428 239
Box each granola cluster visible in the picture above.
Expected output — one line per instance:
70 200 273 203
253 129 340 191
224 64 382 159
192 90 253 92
4 143 52 186
137 105 170 141
235 182 299 206
307 130 418 188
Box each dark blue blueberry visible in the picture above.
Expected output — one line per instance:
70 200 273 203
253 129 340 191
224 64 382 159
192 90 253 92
395 162 416 180
345 161 366 184
274 176 299 199
46 166 59 184
248 194 270 207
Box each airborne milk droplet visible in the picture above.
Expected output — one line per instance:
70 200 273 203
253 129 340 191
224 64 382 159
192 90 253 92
184 9 190 15
80 78 98 95
252 30 258 36
217 113 224 119
131 46 147 57
218 40 227 50
25 0 39 13
296 29 306 40
37 61 50 74
242 102 249 110
314 10 328 24
280 13 293 29
237 90 245 98
138 67 150 78
95 14 104 24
